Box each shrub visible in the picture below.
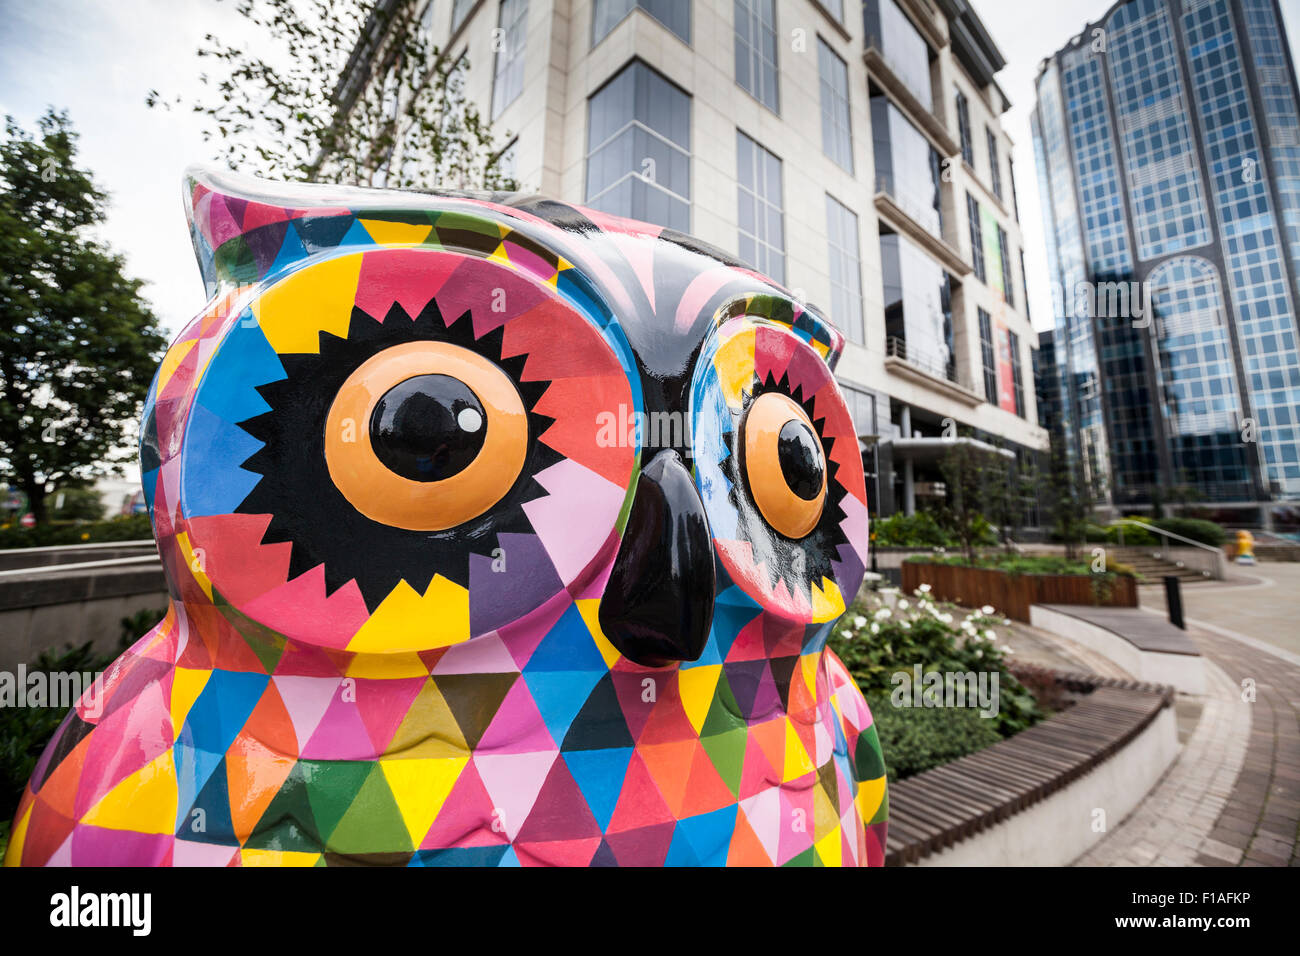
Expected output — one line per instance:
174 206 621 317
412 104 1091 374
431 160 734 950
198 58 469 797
871 512 954 548
906 552 1135 579
0 513 151 549
863 691 1001 782
1152 517 1226 547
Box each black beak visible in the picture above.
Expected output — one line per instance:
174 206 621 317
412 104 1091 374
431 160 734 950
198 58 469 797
598 449 716 667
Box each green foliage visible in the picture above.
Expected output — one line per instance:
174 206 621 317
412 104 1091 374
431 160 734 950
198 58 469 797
0 513 151 549
0 110 167 524
150 0 517 191
1074 517 1225 548
1152 517 1226 547
48 486 106 522
827 590 1043 783
872 511 955 547
863 691 1001 783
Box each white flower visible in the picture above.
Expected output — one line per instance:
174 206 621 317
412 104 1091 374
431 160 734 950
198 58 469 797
918 583 931 593
874 608 892 620
974 648 983 657
981 605 995 615
900 621 911 630
853 615 867 628
870 622 880 634
1003 618 1011 625
1001 645 1014 654
940 613 953 624
984 629 996 641
898 599 909 610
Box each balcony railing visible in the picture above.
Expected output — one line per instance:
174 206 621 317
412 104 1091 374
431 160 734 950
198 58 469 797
886 335 960 386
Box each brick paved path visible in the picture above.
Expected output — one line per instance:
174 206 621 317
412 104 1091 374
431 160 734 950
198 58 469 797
1074 619 1300 867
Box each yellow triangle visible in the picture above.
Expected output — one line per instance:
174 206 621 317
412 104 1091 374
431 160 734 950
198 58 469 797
557 256 573 272
155 338 196 395
83 750 177 834
240 848 321 867
783 722 815 782
345 651 430 679
815 824 843 867
252 252 363 354
496 222 512 238
716 327 758 408
800 652 820 700
813 781 840 839
856 775 886 822
810 578 845 623
3 803 33 866
170 666 210 731
384 679 469 759
678 665 722 734
575 598 620 669
359 219 434 245
487 242 511 267
346 575 469 654
379 756 469 845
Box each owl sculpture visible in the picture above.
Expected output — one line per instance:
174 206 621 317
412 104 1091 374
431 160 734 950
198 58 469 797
5 168 887 867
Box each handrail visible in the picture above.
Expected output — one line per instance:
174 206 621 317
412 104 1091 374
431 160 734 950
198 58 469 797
1116 519 1222 556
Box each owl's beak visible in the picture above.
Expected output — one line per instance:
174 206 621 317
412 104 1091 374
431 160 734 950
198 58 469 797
598 449 715 667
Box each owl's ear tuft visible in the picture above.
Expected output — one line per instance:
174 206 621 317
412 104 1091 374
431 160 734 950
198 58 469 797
712 293 845 371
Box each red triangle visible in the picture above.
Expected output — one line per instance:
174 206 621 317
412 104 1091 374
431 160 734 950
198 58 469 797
726 809 774 866
680 742 738 817
604 821 676 866
19 798 76 867
420 761 500 850
636 740 698 817
239 680 299 758
636 684 696 745
739 729 781 800
513 837 601 867
606 750 675 834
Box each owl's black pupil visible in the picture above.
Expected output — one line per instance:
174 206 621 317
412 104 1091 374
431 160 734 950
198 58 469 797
777 420 824 501
370 374 487 482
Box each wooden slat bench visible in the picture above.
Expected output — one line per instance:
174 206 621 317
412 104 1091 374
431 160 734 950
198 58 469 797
885 668 1174 866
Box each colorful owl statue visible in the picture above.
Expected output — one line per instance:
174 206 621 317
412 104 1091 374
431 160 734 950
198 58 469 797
5 169 887 867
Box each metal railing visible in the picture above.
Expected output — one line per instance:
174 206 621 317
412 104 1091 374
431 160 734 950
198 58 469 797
886 335 962 387
1114 518 1226 580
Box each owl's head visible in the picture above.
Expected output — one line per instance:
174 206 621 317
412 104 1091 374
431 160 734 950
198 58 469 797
144 168 868 668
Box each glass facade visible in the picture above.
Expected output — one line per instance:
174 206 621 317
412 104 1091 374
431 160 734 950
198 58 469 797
978 307 997 405
735 0 779 113
592 0 691 46
818 38 853 173
826 194 864 345
956 88 973 166
881 232 954 381
737 130 786 282
1009 330 1025 418
450 0 475 33
491 0 528 119
585 61 691 232
1033 0 1300 502
863 0 932 111
873 97 942 238
966 191 985 282
987 126 1002 200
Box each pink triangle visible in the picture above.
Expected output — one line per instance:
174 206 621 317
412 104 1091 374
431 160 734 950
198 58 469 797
353 676 428 754
355 248 457 322
301 689 378 759
776 782 816 864
273 676 341 752
474 680 556 755
419 761 506 849
174 839 240 867
497 590 570 670
432 632 520 675
472 751 558 841
739 787 783 864
521 459 626 586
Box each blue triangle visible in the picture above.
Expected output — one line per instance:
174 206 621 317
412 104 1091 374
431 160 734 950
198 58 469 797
562 748 632 830
524 604 608 673
524 670 605 744
674 804 738 866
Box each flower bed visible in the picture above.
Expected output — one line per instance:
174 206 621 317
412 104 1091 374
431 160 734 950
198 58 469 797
901 559 1137 623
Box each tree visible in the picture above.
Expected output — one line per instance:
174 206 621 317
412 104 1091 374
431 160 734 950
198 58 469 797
939 439 1005 565
49 485 107 522
1043 431 1098 560
0 110 167 524
149 0 517 191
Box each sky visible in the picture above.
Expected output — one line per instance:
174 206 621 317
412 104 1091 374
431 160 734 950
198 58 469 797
1 0 1299 339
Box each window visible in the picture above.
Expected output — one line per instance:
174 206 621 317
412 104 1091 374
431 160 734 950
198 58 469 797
735 0 779 113
998 226 1014 308
737 130 785 282
825 194 863 344
872 96 942 237
967 192 985 282
421 0 437 35
451 0 476 33
956 88 973 165
494 139 518 185
592 0 691 46
1009 157 1020 222
585 61 691 231
986 126 1002 199
864 1 932 110
818 38 853 172
491 0 528 118
823 0 845 21
1009 330 1025 417
881 233 954 381
978 307 998 405
1020 248 1030 322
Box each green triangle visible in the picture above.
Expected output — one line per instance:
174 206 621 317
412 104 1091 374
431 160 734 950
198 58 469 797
301 759 373 841
854 724 886 782
700 726 747 798
213 235 258 285
782 846 816 867
214 590 288 674
816 758 840 813
700 673 745 737
326 763 414 854
870 788 889 826
245 762 322 852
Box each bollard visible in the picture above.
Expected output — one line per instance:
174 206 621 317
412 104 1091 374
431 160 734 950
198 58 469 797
1164 575 1185 630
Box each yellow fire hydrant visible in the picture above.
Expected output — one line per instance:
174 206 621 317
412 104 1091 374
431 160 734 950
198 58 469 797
1235 529 1256 565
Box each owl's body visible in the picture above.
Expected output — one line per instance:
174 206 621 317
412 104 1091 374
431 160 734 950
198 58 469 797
5 169 887 867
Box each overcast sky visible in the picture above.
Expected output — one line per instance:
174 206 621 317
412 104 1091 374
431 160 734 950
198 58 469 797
2 0 1299 339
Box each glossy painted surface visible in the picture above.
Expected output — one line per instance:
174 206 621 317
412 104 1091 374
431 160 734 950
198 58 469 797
4 168 885 867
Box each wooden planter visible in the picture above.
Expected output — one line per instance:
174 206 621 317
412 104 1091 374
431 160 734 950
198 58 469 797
900 562 1138 622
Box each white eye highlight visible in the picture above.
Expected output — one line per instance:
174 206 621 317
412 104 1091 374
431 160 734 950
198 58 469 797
457 407 484 433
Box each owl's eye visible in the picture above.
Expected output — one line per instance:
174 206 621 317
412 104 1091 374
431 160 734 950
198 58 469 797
324 341 528 531
742 391 827 539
